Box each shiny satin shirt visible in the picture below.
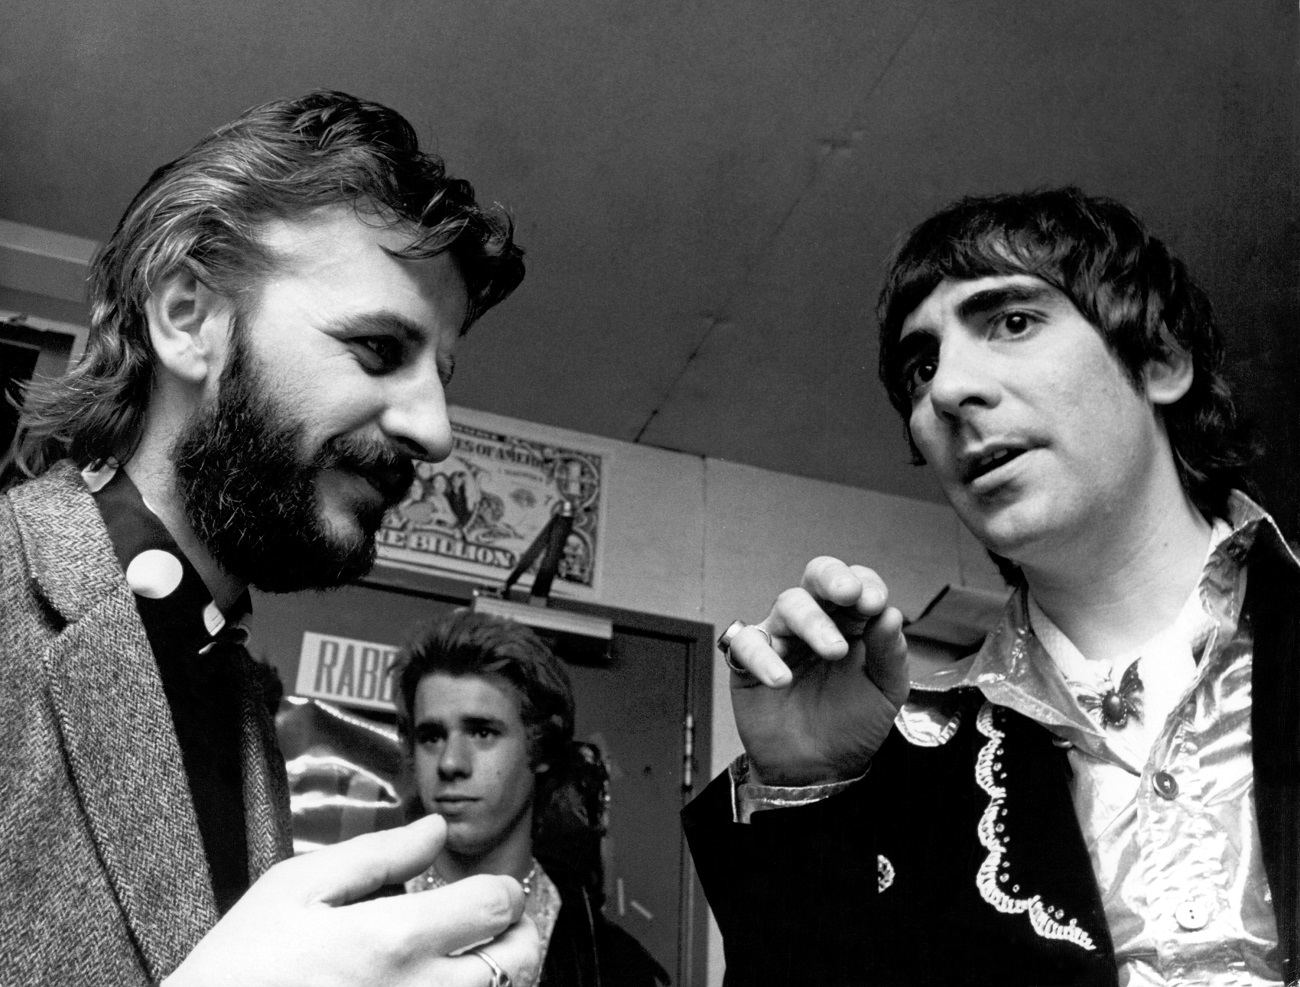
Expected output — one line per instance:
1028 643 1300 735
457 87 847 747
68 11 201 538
737 493 1286 985
947 496 1281 986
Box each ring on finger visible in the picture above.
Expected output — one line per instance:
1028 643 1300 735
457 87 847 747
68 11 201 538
470 947 512 987
717 620 772 675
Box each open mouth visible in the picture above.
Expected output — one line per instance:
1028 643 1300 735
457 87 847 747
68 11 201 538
346 461 414 506
962 446 1028 485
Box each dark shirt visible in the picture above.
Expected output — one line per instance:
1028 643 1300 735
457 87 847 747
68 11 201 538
88 464 251 914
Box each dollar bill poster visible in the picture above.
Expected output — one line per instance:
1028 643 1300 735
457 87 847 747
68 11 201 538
376 409 608 597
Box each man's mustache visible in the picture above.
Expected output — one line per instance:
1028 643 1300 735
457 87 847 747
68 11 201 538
319 435 415 505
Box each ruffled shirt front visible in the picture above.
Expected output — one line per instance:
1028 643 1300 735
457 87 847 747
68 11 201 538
915 494 1282 985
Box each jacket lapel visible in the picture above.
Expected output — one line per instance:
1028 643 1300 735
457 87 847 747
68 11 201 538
1245 521 1300 982
237 652 295 879
15 465 216 978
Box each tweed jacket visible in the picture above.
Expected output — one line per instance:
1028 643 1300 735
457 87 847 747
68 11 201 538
684 508 1300 987
0 463 293 986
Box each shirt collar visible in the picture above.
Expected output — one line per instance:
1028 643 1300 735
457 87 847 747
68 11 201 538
911 491 1288 719
83 462 251 653
1025 517 1230 692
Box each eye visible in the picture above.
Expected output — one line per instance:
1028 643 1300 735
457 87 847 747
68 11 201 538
438 356 457 388
471 725 499 740
993 311 1037 337
353 336 404 372
912 357 937 388
900 352 938 400
414 725 446 746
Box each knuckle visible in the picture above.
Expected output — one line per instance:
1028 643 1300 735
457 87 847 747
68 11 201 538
804 555 844 581
471 876 520 928
501 919 543 983
847 564 881 584
775 587 811 612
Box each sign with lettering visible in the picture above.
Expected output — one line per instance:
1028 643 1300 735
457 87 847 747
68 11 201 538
377 407 609 597
294 631 399 712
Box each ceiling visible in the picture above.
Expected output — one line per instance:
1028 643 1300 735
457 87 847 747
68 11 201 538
2 0 1296 517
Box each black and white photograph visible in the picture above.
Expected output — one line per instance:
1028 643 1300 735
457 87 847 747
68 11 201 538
2 2 1297 985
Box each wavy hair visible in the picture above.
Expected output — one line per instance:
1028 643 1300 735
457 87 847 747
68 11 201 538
9 90 525 479
877 186 1255 520
394 609 576 814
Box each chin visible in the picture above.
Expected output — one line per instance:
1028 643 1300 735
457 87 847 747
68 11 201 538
445 829 493 859
321 485 389 540
958 500 1045 562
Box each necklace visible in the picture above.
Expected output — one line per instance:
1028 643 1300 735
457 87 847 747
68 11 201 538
419 859 540 897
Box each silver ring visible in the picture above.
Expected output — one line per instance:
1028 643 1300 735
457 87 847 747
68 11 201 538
470 947 512 987
717 620 771 675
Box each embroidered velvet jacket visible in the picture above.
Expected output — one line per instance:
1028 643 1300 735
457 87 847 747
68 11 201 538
686 693 1118 986
683 499 1300 987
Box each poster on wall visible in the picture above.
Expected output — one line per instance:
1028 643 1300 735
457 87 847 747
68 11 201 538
376 407 609 598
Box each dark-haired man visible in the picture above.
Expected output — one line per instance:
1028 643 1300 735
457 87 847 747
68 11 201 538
0 92 537 987
394 610 669 987
685 188 1298 986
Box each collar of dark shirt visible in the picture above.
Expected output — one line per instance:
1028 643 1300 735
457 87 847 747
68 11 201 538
84 462 251 658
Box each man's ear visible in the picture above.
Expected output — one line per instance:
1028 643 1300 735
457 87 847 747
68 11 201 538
144 268 233 386
1144 343 1194 406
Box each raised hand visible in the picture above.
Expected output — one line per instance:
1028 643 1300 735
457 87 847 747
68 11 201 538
164 814 541 987
726 557 910 786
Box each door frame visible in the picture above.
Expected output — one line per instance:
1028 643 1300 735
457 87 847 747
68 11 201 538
358 564 715 987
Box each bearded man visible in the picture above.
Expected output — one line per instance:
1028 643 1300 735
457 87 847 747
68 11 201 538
0 91 538 987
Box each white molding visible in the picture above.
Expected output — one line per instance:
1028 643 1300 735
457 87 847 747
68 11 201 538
0 219 98 303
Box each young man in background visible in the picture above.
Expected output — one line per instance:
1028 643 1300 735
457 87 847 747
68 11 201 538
396 610 669 987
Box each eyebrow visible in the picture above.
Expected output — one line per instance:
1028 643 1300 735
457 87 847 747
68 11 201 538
414 714 507 731
461 715 506 730
953 282 1060 323
899 281 1063 344
325 310 432 344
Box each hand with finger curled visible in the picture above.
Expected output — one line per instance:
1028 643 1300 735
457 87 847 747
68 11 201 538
719 557 910 787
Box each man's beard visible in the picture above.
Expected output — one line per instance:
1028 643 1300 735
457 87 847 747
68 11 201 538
171 329 414 592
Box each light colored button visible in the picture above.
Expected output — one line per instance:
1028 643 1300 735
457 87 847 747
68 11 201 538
80 462 118 493
203 601 226 636
1175 897 1211 931
1152 771 1179 799
125 550 183 599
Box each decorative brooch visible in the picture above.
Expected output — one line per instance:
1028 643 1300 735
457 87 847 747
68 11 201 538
1078 661 1143 729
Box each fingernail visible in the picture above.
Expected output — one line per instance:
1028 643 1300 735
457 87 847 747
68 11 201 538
766 667 792 688
821 629 847 650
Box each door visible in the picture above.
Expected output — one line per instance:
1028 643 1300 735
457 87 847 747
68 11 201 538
248 572 711 985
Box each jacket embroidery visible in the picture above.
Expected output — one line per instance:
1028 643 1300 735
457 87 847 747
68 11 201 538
894 699 962 747
878 854 895 893
974 702 1096 952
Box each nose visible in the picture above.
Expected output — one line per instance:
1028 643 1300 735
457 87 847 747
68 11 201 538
380 358 454 463
437 733 471 779
923 335 1001 422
